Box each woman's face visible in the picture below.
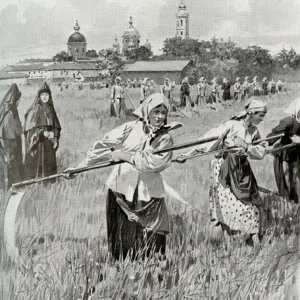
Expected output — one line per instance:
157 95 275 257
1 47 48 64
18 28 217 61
40 92 50 103
250 111 266 125
148 105 168 128
15 94 21 107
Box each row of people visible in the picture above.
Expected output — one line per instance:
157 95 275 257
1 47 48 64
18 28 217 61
0 83 61 190
64 93 300 260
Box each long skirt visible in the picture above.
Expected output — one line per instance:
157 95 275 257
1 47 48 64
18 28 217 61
25 139 57 179
106 189 167 260
274 157 300 203
110 98 126 118
210 158 260 235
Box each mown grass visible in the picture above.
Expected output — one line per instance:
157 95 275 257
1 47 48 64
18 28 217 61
0 83 300 299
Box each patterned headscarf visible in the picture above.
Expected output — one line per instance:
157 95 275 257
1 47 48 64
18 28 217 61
231 99 267 120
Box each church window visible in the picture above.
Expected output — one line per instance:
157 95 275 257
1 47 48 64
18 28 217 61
181 20 183 27
66 71 68 75
34 71 36 74
181 31 183 36
61 71 63 76
82 48 85 53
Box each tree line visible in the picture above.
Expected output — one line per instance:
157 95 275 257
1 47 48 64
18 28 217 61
53 36 300 84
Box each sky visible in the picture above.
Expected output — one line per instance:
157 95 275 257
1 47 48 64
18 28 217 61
1 0 300 68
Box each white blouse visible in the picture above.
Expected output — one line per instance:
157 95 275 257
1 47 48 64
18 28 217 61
84 120 174 201
196 119 266 160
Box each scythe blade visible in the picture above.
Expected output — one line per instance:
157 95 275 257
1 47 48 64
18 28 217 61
3 188 26 259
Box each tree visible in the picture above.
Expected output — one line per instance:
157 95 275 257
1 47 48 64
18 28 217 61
98 48 124 84
162 37 201 58
53 51 72 62
124 46 153 61
86 49 99 59
274 47 300 69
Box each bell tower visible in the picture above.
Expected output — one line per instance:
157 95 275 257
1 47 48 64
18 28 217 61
176 1 189 39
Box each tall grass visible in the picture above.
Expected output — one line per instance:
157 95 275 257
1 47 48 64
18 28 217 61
0 83 300 299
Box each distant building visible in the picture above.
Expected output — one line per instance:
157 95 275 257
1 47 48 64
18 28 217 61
16 59 56 67
122 17 140 53
122 60 194 84
3 64 46 79
144 39 152 52
113 36 121 54
176 1 189 39
67 20 87 60
0 70 28 86
43 62 99 82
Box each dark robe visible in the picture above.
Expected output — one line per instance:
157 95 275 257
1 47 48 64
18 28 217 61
267 116 300 203
262 82 268 95
0 84 23 190
221 82 231 100
180 82 190 107
24 83 61 179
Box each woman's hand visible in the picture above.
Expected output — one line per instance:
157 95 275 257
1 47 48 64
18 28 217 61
176 154 188 163
110 150 131 163
62 167 77 180
233 137 248 149
53 138 59 151
291 135 300 144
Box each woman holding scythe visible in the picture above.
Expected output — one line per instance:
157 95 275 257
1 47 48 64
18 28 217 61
178 99 268 245
64 93 183 260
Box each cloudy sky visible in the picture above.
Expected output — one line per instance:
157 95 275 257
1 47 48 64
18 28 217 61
1 0 300 68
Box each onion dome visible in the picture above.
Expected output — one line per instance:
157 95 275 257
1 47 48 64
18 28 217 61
68 20 86 43
122 17 140 38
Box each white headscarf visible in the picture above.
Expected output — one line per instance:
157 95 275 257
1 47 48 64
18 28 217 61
285 97 300 121
133 93 182 133
142 78 149 85
231 99 267 120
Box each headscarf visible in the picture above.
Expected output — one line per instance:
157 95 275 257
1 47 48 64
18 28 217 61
133 93 182 136
253 76 257 81
0 83 22 138
231 99 267 120
236 77 240 82
0 84 21 124
182 77 189 84
223 78 228 83
115 76 121 83
142 78 149 85
24 82 61 132
285 97 300 121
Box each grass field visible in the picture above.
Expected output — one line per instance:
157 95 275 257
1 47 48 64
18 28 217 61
1 83 300 299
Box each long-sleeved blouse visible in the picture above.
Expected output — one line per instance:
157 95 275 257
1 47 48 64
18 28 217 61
84 120 174 202
196 119 266 160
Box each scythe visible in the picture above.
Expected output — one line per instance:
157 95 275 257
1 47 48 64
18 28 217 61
3 135 219 259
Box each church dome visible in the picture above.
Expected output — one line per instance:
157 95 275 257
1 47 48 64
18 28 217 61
145 39 151 50
179 1 186 9
68 21 86 43
113 37 120 47
68 33 86 43
122 17 140 38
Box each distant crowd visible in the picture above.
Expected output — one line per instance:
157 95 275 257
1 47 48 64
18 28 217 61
109 75 285 117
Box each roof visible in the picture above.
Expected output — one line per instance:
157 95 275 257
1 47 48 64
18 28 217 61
5 64 45 72
81 70 101 77
123 60 192 72
0 71 28 79
43 62 98 71
68 32 86 43
20 58 56 63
